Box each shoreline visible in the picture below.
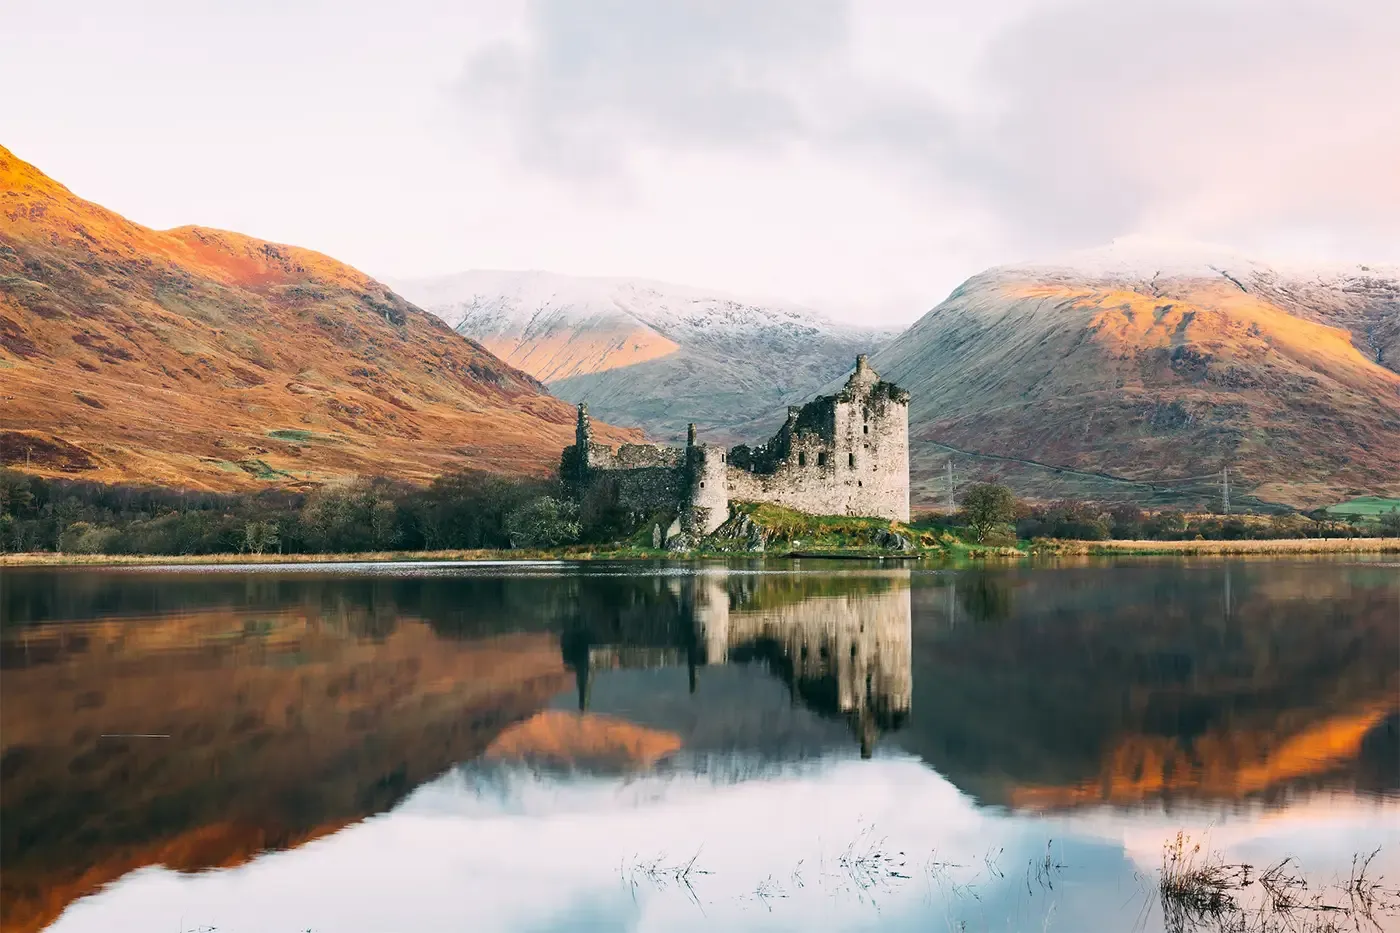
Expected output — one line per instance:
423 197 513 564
1062 537 1400 556
2 536 1398 567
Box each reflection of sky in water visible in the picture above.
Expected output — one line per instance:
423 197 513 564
11 559 1397 932
47 757 1400 933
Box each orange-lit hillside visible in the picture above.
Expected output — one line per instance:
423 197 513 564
0 145 640 491
1009 703 1396 810
872 267 1400 507
476 326 681 383
486 710 683 770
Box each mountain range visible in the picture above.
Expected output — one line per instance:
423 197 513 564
4 145 1397 510
391 269 893 444
866 239 1400 508
0 146 638 491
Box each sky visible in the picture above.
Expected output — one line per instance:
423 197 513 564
4 0 1398 325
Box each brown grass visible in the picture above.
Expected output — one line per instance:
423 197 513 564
897 273 1400 510
0 145 641 492
0 548 569 567
1074 537 1400 555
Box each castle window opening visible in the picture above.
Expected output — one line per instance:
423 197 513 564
848 453 855 468
799 452 806 467
818 452 828 467
863 424 868 434
700 482 705 488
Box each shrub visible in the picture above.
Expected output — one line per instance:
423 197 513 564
59 521 118 554
406 468 544 550
1019 498 1110 540
243 520 280 555
505 496 581 549
961 483 1019 543
300 477 402 552
1108 503 1145 539
980 523 1019 547
1144 509 1188 539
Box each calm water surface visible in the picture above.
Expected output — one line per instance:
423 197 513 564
2 558 1397 932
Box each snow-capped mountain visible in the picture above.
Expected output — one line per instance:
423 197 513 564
984 237 1400 369
390 270 895 443
864 238 1400 508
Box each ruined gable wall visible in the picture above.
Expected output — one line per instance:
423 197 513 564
614 444 685 469
579 441 689 517
584 466 685 518
585 442 683 471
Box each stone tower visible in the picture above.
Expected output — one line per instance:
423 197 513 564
685 422 729 535
830 354 910 523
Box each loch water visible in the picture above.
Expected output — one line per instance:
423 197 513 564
2 558 1397 933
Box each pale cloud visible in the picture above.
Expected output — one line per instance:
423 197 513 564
458 0 848 175
456 0 1400 262
2 0 1395 325
965 0 1400 254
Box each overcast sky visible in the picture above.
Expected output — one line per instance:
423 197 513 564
5 0 1397 325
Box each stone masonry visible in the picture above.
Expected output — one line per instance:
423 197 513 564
562 355 910 535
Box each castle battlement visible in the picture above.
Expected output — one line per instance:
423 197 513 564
562 356 910 535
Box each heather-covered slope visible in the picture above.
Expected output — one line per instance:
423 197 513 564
869 242 1400 508
393 269 892 444
0 147 638 491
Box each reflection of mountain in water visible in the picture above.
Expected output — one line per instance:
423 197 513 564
560 572 912 759
0 565 911 933
3 562 1396 931
897 562 1400 809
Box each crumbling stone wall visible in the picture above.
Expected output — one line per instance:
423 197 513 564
725 355 910 522
593 443 684 470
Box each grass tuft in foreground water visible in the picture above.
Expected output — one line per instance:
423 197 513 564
1158 835 1399 933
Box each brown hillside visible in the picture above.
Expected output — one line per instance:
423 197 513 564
872 264 1400 509
0 146 638 491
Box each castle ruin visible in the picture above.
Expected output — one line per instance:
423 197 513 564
562 355 910 536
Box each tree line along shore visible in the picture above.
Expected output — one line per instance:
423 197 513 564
1 467 1397 563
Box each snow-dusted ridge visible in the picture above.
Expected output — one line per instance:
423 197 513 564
388 268 880 344
387 269 895 443
987 235 1400 285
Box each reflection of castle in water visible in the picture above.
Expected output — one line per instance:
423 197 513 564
560 570 912 758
